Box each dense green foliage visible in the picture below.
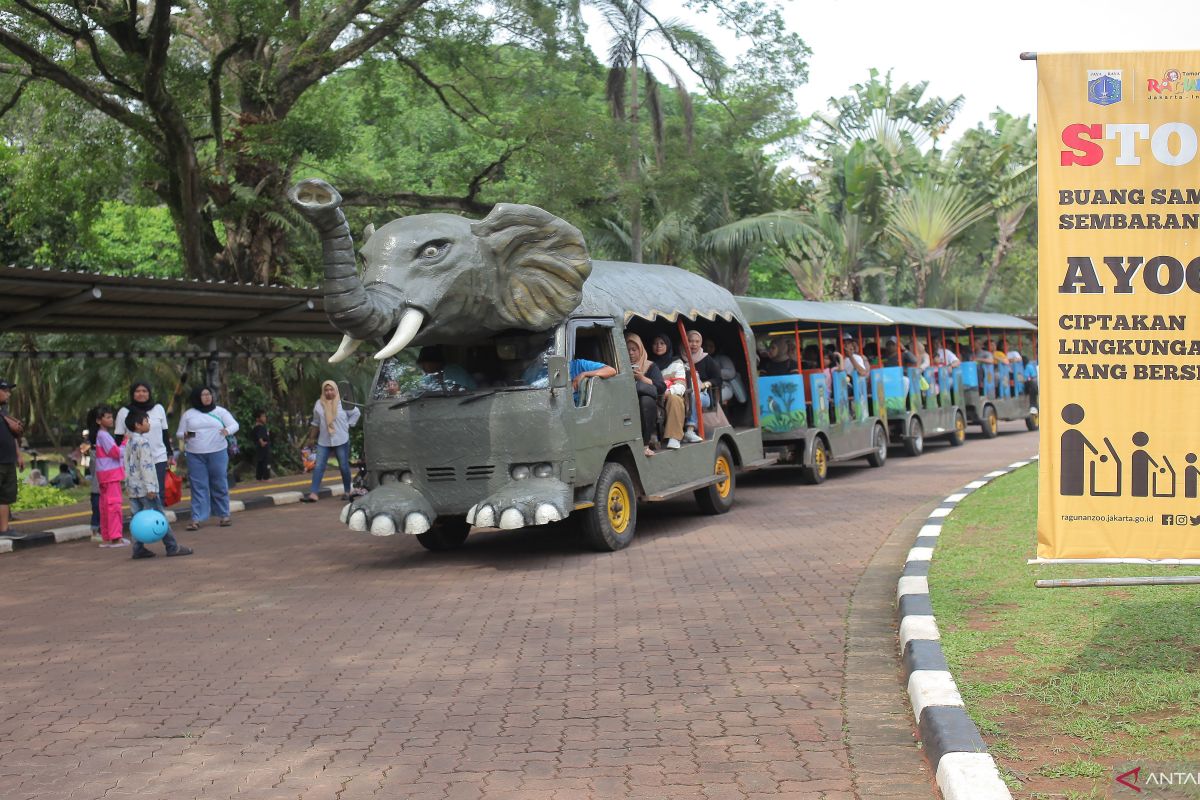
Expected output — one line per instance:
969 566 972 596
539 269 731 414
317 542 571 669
0 1 1035 312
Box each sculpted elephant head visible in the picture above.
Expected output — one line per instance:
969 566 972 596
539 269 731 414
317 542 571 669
287 179 592 363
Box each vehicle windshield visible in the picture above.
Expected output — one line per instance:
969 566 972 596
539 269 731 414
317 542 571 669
372 330 557 401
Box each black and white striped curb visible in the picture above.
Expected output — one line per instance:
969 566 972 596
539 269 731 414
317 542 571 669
0 485 337 554
898 456 1037 800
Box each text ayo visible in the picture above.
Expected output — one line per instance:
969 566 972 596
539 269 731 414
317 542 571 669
1060 123 1199 167
1059 255 1200 294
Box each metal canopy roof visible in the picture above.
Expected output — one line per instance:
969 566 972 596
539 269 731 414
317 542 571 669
926 308 1038 331
581 261 743 324
831 301 966 329
734 296 890 327
0 265 339 338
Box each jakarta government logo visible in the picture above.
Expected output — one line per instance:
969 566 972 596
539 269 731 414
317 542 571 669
1088 69 1122 106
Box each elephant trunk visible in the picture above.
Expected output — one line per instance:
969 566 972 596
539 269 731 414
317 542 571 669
288 179 405 362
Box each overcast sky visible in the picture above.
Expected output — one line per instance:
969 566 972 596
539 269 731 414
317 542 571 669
582 0 1198 144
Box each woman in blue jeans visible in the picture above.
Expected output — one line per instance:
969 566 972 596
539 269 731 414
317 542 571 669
175 386 239 530
302 381 361 502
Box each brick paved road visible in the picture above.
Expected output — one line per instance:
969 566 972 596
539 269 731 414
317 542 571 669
0 425 1037 800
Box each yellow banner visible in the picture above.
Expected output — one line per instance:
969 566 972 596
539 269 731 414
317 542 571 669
1038 51 1200 559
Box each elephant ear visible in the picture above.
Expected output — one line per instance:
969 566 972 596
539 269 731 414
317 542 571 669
471 204 592 329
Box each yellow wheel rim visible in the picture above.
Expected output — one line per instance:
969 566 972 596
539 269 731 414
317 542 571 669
955 415 965 440
815 446 827 477
989 414 998 434
1030 411 1039 426
607 481 631 533
715 455 732 499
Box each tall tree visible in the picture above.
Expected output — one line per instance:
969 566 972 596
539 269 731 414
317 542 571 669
950 111 1037 310
592 0 724 263
0 0 570 282
885 178 990 307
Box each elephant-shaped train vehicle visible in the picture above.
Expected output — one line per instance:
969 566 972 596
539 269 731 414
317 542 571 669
289 178 775 551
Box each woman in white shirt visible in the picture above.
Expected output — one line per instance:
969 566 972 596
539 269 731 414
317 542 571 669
115 381 173 500
176 386 239 530
301 380 361 502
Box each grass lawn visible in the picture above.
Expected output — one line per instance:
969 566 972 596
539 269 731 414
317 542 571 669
930 464 1200 799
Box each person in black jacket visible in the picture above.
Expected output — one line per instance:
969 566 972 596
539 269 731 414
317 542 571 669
683 330 723 442
626 334 666 456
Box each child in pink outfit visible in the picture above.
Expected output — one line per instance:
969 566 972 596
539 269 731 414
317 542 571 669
88 405 128 548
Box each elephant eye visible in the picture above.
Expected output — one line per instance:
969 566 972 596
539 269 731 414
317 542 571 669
419 240 449 260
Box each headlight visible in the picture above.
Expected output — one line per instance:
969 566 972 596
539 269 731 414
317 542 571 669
399 470 414 484
532 463 553 478
510 464 531 480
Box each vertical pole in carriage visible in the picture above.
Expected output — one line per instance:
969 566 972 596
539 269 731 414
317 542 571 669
677 319 704 440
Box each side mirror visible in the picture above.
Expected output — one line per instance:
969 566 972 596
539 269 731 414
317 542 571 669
547 355 569 389
337 380 362 409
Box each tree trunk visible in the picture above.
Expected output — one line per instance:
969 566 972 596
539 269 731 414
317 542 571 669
628 57 642 264
973 206 1027 311
913 259 928 307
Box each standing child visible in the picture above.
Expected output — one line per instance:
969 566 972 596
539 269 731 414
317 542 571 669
123 409 192 559
88 405 129 548
252 410 271 481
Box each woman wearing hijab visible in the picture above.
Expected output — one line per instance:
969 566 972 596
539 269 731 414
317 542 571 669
115 381 173 500
649 333 689 450
301 380 362 502
175 386 239 530
682 330 723 441
626 334 666 457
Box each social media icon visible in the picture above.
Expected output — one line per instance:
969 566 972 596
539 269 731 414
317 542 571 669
1163 514 1175 525
1176 515 1189 526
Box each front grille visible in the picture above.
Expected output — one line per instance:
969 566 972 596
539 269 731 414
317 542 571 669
425 466 456 482
465 465 495 480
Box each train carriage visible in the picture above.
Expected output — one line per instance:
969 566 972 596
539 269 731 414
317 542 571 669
833 302 973 456
932 309 1040 435
736 297 894 483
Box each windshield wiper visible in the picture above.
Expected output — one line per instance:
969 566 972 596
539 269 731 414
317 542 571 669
459 389 498 405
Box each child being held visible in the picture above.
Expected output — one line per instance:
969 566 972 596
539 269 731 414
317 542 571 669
124 409 192 560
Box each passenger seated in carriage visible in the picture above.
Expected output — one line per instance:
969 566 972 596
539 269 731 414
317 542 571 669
626 334 665 458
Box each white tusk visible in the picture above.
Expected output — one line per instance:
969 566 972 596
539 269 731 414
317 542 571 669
328 335 364 364
374 308 425 361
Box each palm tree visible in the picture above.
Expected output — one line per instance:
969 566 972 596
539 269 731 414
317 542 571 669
950 112 1037 310
592 0 725 262
886 179 991 306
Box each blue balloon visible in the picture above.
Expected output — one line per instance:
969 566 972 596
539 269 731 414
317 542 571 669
130 509 169 543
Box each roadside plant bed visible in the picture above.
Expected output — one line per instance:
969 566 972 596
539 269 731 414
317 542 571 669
11 483 87 512
929 464 1200 799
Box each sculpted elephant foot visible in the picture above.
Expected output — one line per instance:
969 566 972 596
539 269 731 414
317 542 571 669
340 483 436 536
467 477 572 530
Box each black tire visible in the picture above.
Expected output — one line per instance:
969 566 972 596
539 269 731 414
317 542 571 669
904 417 924 457
981 404 999 439
581 462 638 551
695 441 736 514
416 517 471 551
947 409 967 447
1026 409 1040 431
801 437 829 485
866 423 888 468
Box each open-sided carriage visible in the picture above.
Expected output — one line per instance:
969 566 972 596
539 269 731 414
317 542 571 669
833 302 973 457
736 297 893 483
933 310 1039 435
